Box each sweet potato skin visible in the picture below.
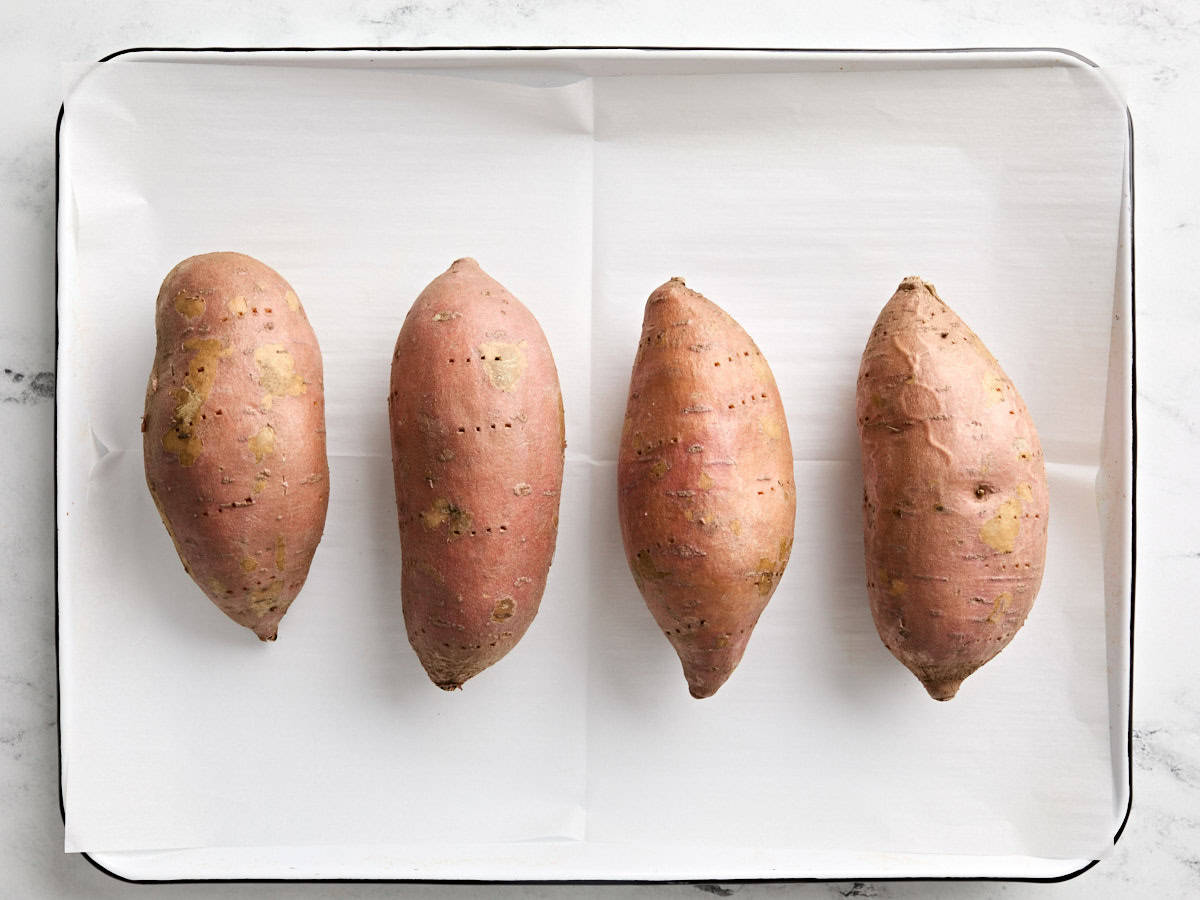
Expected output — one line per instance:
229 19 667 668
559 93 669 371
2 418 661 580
143 252 329 641
618 278 796 699
857 277 1048 700
389 258 565 690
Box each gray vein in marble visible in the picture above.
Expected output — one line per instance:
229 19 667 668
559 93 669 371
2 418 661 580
0 370 54 404
1138 393 1200 437
1134 728 1200 788
1108 1 1200 41
3 149 55 217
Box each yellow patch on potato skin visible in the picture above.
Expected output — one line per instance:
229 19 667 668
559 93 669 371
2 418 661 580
174 291 206 318
491 596 515 621
241 557 258 572
252 475 268 494
890 578 907 596
980 497 1023 552
420 498 472 540
729 518 741 535
698 471 714 491
160 337 231 466
415 560 445 583
275 535 286 572
751 352 772 384
986 591 1013 624
1017 482 1034 502
284 289 300 312
632 548 670 585
983 372 1007 404
249 425 275 463
478 340 527 392
753 557 776 596
649 459 669 479
228 295 249 317
254 344 307 408
421 499 449 529
759 417 782 440
248 579 283 616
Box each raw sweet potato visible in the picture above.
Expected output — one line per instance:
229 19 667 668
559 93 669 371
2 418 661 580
618 278 796 699
389 258 565 690
856 276 1048 700
143 252 329 641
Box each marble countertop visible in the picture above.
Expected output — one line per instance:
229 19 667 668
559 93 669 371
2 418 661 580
4 0 1197 896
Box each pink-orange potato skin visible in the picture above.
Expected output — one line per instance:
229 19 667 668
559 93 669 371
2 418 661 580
618 278 796 699
856 277 1048 700
143 252 329 641
389 259 565 691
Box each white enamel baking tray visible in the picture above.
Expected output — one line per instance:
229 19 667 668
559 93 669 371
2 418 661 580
55 47 1133 884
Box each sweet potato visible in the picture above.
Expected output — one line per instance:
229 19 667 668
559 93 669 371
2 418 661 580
618 278 796 699
389 258 565 690
856 277 1048 700
143 252 329 641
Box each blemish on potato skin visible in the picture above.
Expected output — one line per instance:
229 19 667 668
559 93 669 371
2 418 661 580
161 337 231 466
491 596 515 621
986 591 1013 624
254 344 306 408
432 310 462 322
174 291 206 318
980 497 1022 552
420 498 473 541
284 289 300 312
247 579 283 616
698 471 714 491
228 296 249 317
633 548 670 585
649 459 669 479
752 557 776 595
249 425 275 463
477 340 527 392
275 535 286 571
241 557 258 572
421 499 450 529
759 417 782 440
983 372 1007 404
513 482 532 496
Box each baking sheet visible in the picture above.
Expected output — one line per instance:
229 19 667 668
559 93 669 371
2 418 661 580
56 49 1131 879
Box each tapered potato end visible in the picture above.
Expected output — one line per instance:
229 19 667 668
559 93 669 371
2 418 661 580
920 677 964 702
685 669 734 700
907 659 982 702
675 633 753 700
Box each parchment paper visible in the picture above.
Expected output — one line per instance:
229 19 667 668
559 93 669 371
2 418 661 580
57 51 1128 869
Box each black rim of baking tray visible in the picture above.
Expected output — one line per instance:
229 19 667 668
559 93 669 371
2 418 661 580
53 44 1137 888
